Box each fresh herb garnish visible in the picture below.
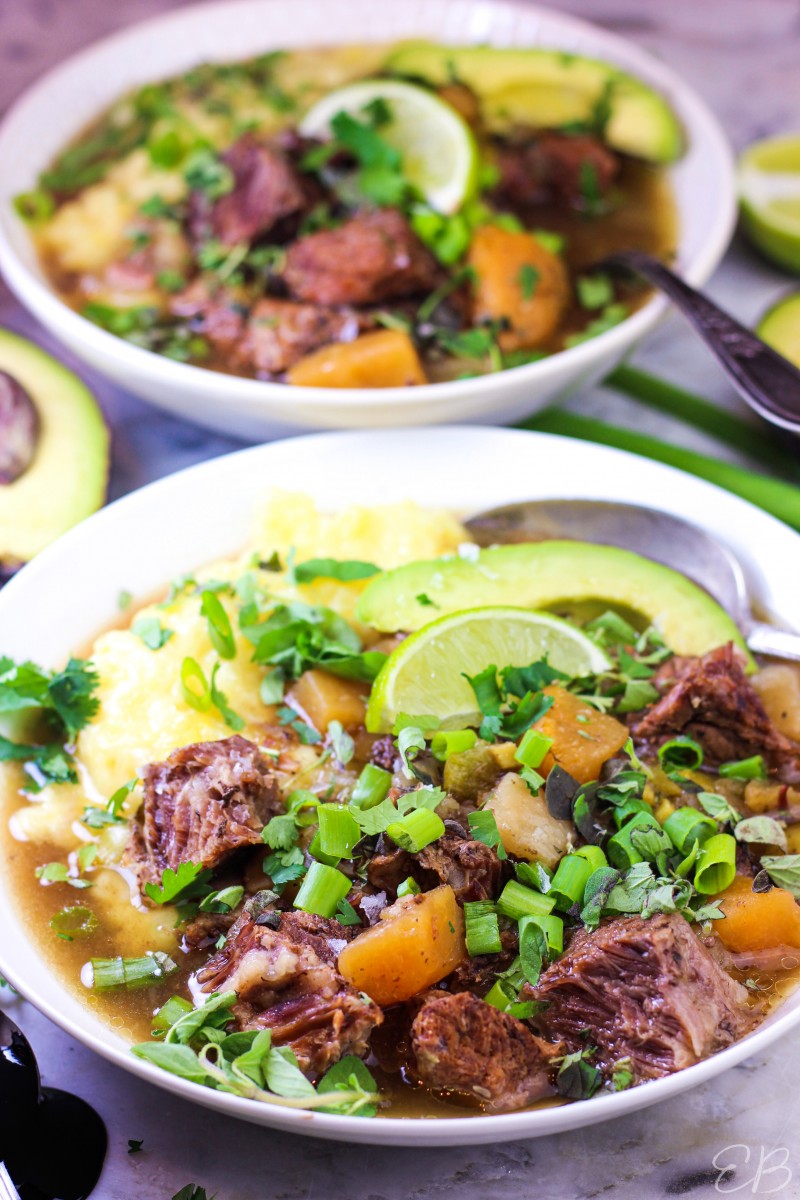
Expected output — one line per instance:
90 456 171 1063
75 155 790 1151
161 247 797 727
131 615 173 651
518 263 540 301
144 862 213 907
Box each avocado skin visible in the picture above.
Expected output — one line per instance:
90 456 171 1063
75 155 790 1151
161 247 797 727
0 329 109 567
357 540 748 662
386 42 683 164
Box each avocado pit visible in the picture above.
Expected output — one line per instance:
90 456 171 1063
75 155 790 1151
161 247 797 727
0 370 40 485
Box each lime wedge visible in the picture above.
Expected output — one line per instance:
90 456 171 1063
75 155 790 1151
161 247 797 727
757 291 800 367
738 134 800 272
299 79 478 214
365 606 611 733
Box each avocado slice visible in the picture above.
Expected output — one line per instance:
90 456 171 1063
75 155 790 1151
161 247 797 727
0 329 109 572
385 42 683 164
357 541 747 659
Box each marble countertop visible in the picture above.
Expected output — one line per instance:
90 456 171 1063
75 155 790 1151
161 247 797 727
2 1 800 1196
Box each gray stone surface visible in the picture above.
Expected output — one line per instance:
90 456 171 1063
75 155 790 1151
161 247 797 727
2 1 800 1196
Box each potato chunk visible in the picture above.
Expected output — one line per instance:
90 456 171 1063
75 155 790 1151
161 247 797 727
468 224 569 351
338 885 466 1006
487 772 572 869
716 875 800 953
751 664 800 741
287 668 367 731
538 686 630 784
287 330 426 388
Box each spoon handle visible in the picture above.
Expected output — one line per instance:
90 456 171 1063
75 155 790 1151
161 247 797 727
746 621 800 663
604 251 800 433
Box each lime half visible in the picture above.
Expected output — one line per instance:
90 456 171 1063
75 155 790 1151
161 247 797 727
365 606 611 733
756 291 800 368
299 79 478 214
738 134 800 273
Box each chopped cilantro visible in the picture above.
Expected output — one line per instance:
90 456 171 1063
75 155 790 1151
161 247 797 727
131 615 173 650
144 862 213 906
467 809 508 860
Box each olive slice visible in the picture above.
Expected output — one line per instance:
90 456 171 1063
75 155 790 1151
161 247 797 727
0 370 40 485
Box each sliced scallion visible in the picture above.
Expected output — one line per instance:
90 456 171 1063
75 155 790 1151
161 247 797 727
514 729 554 770
719 755 768 780
694 833 737 894
396 876 420 898
464 902 503 957
317 805 361 860
385 808 445 853
293 862 351 918
663 807 717 854
430 730 478 762
152 995 193 1032
657 736 704 771
606 812 663 870
350 763 392 810
180 656 211 712
484 979 512 1011
497 879 556 922
519 912 563 956
201 591 236 660
573 845 608 872
308 832 341 867
548 854 595 911
85 951 177 991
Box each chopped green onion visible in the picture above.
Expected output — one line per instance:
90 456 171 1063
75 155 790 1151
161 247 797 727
308 832 340 867
317 805 361 860
658 736 704 771
694 833 737 894
180 657 211 712
396 876 421 898
548 854 595 911
497 879 556 921
350 763 392 810
573 845 608 871
50 905 98 940
612 797 652 828
152 995 194 1031
201 591 236 660
663 807 718 853
464 902 503 957
484 979 512 1011
85 951 177 990
386 808 445 853
293 862 351 918
719 755 768 780
431 730 478 761
514 728 554 770
519 912 563 956
13 188 55 223
606 811 663 870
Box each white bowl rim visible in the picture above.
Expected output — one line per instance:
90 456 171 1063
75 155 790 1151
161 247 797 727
0 0 736 412
0 424 798 1147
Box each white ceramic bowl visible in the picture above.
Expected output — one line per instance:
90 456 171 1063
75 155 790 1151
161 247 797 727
0 0 735 440
0 426 798 1147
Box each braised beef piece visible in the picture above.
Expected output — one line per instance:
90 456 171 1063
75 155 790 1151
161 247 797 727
237 297 362 375
411 991 559 1111
492 130 620 210
367 842 416 896
529 913 754 1082
632 643 800 768
197 908 381 1076
170 279 247 355
189 134 312 247
183 908 240 952
125 736 278 888
283 208 440 307
417 831 503 903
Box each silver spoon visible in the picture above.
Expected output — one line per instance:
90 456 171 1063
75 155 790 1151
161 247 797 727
601 250 800 434
464 498 800 661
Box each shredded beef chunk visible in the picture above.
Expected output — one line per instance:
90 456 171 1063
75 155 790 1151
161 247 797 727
284 208 440 307
197 909 382 1076
126 736 278 886
236 297 362 374
411 991 558 1111
633 643 800 767
170 279 246 355
189 134 310 247
493 130 620 210
417 832 502 903
530 913 754 1082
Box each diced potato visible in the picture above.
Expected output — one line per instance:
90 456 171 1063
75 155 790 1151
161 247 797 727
287 330 426 388
716 874 800 952
538 686 630 784
287 669 367 731
487 771 572 869
744 779 786 813
338 885 466 1006
751 664 800 741
786 826 800 854
468 224 569 351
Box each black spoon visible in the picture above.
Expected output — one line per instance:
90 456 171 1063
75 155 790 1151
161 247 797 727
0 1011 107 1200
601 249 800 434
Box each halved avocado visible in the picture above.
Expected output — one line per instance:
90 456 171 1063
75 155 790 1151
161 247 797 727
385 42 684 164
356 541 747 659
0 329 109 572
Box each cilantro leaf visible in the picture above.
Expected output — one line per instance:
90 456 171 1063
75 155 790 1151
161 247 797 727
263 846 306 891
261 813 300 851
131 616 173 650
467 809 508 860
144 862 213 906
0 655 99 738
